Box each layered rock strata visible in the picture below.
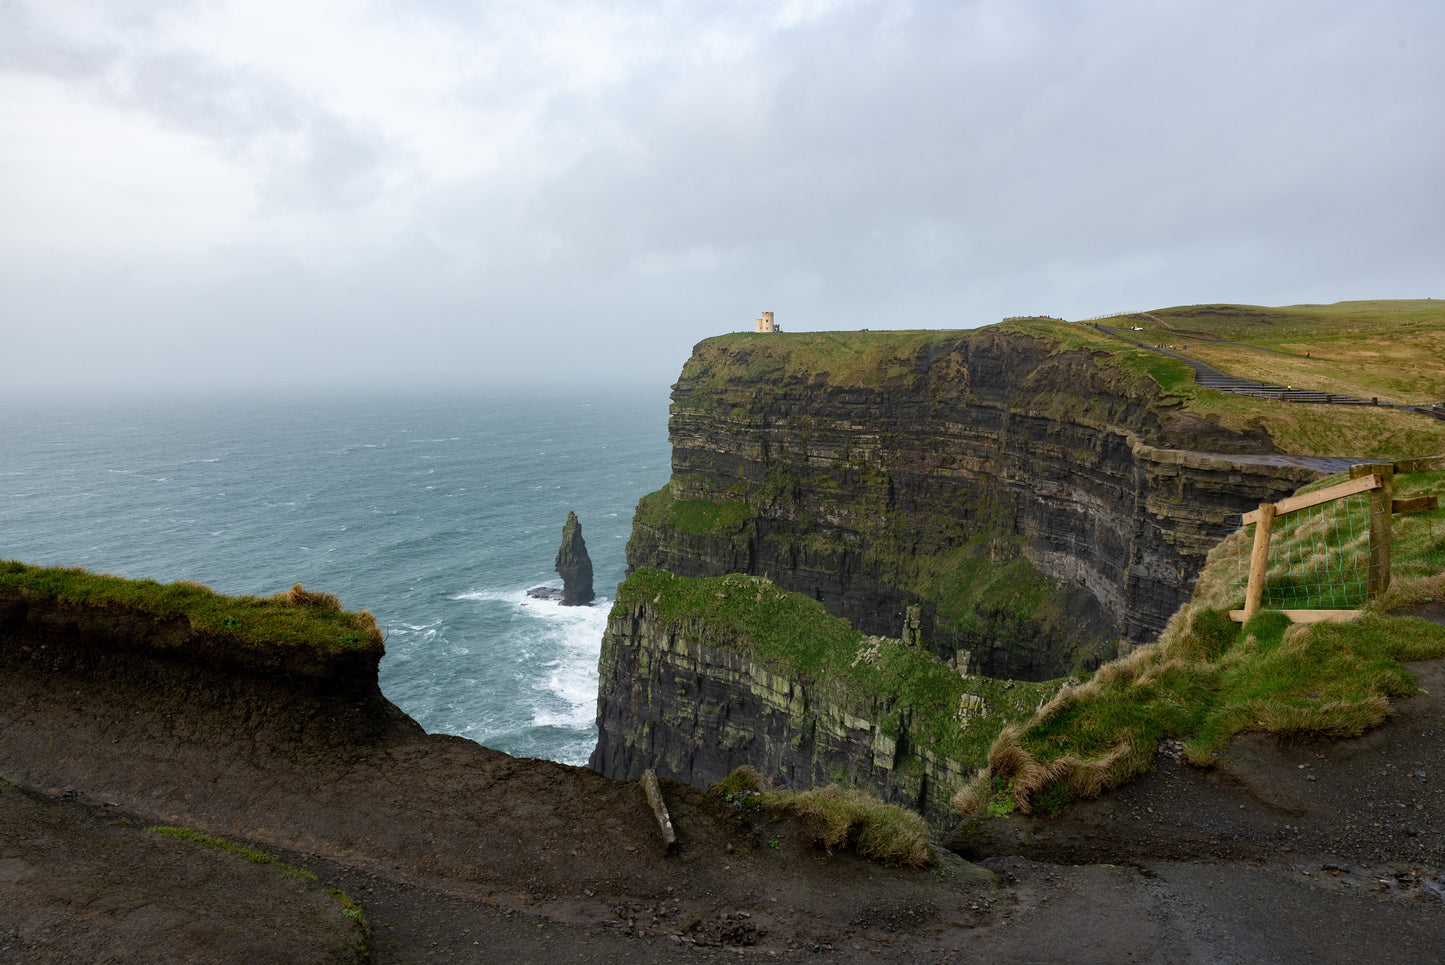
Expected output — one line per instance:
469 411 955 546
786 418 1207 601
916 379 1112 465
556 510 596 606
590 597 971 826
595 327 1344 810
628 329 1329 675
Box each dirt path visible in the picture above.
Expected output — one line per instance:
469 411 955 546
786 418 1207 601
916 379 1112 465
5 658 1445 962
1090 323 1383 407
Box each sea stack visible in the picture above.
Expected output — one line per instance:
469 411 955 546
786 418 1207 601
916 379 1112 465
555 511 595 606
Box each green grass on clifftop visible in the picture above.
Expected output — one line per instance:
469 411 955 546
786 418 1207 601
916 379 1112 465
1000 305 1445 459
635 486 751 536
955 465 1445 819
682 329 970 390
688 307 1443 459
1137 301 1445 405
618 567 1067 769
0 560 384 661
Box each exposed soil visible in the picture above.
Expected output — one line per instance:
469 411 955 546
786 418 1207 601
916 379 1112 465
3 651 1444 963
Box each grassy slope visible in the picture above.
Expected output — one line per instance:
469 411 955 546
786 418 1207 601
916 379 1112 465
1002 304 1445 459
1126 300 1445 406
956 466 1445 818
0 561 384 668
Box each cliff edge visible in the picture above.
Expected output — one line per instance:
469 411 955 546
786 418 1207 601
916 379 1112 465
593 322 1438 816
628 326 1335 668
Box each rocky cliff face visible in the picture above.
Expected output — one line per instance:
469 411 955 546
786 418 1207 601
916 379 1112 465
628 328 1327 675
589 595 975 826
594 326 1343 811
555 510 596 606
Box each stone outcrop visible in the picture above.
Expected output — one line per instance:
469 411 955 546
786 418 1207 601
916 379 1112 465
555 511 595 606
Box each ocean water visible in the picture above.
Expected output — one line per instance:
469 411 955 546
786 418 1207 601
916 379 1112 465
0 388 671 765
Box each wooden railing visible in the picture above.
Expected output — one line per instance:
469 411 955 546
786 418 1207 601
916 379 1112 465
1230 455 1443 624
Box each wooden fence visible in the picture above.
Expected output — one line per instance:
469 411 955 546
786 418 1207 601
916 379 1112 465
1230 455 1444 624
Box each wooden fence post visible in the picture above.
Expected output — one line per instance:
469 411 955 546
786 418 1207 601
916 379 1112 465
1242 502 1276 621
1351 463 1394 599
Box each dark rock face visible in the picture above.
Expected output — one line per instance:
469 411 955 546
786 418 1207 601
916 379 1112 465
555 511 595 606
0 590 423 753
627 330 1331 675
594 329 1350 810
589 599 970 827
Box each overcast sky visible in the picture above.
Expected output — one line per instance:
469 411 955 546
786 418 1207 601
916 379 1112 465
2 1 1441 396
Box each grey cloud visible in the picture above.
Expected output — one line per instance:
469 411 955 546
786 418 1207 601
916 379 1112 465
2 0 1442 395
2 3 394 211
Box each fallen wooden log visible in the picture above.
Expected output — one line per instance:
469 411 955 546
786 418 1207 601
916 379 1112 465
641 769 677 854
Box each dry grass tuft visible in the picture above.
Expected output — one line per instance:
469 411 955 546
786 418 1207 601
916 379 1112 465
1063 737 1151 800
985 727 1065 815
279 583 344 612
711 765 765 797
1244 696 1391 739
774 785 932 867
1094 643 1160 685
982 725 1150 815
1377 572 1445 613
952 770 994 817
710 768 929 867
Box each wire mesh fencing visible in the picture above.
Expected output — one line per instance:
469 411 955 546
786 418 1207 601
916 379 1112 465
1228 491 1385 611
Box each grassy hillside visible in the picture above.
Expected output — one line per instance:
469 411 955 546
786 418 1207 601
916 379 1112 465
955 463 1445 818
1094 299 1445 405
1001 302 1445 459
696 301 1444 460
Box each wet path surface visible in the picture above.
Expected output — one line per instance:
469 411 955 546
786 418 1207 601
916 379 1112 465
1212 452 1359 473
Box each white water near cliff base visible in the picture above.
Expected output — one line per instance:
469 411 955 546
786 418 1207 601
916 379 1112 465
0 388 670 765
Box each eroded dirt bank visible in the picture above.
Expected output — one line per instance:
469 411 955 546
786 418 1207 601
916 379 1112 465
3 649 1444 963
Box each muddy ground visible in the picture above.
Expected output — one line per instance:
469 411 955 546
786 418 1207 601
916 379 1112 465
3 658 1443 964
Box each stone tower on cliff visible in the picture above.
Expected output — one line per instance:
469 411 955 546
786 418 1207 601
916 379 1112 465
756 311 779 333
